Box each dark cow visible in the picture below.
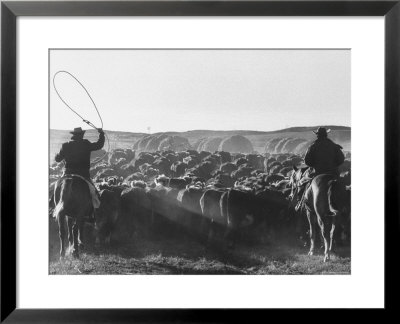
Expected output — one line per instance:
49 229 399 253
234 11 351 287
215 174 235 188
200 188 227 243
199 151 212 160
246 154 265 170
223 188 288 247
215 151 232 164
170 161 187 177
231 166 254 180
168 178 188 190
183 156 200 169
220 162 237 174
202 154 221 170
147 185 179 236
186 149 199 156
95 189 121 245
119 186 152 239
133 152 156 169
176 186 205 238
187 161 215 180
234 157 248 168
152 157 172 176
125 172 145 183
269 164 283 175
221 189 255 247
164 152 178 164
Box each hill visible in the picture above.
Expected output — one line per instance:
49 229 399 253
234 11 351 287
50 125 351 161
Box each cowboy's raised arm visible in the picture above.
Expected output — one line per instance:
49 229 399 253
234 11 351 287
89 128 105 151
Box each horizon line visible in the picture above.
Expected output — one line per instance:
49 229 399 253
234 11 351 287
50 125 351 134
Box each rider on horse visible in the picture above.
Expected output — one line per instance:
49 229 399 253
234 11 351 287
52 127 105 220
295 127 345 211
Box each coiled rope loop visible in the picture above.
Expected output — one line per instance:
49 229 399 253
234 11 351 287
53 71 109 164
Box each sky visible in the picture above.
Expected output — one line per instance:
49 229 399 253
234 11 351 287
50 49 350 133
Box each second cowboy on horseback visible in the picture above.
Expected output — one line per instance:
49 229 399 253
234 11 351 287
295 127 345 211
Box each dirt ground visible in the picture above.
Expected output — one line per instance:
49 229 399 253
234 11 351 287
49 218 351 275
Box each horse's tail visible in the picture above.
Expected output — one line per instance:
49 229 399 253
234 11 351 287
327 179 343 216
53 178 73 219
53 200 63 220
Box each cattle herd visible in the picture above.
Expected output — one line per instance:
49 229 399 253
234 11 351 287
49 136 351 256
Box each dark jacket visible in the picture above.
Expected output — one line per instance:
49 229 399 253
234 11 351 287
304 137 345 175
55 132 105 178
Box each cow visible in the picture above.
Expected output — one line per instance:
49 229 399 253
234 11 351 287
220 162 237 174
147 185 179 236
222 187 288 248
200 188 227 244
95 189 121 245
245 154 265 170
170 161 187 177
176 186 205 239
119 186 152 239
215 151 231 164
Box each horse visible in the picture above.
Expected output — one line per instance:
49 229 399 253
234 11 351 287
53 176 93 258
289 166 349 262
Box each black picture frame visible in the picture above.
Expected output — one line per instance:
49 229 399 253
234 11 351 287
1 0 399 321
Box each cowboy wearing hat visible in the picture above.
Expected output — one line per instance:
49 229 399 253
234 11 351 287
55 127 105 178
295 127 345 212
304 127 344 177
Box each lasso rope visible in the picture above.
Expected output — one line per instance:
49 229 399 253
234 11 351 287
53 71 110 164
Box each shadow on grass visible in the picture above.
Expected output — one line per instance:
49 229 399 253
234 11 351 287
50 218 351 275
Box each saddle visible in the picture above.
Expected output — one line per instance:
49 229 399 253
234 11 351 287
54 174 100 209
295 170 341 214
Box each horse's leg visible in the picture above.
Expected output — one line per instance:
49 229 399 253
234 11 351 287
329 216 337 253
71 219 80 258
78 218 85 250
314 186 336 262
306 209 316 256
57 210 67 259
317 214 331 262
66 217 74 253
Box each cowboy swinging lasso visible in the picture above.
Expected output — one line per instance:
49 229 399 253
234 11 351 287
51 71 106 258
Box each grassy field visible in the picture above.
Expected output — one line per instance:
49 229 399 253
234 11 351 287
49 219 351 275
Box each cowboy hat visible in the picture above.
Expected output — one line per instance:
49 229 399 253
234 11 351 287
312 127 331 136
70 127 86 135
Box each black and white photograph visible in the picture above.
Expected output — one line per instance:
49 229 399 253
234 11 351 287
48 49 351 275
